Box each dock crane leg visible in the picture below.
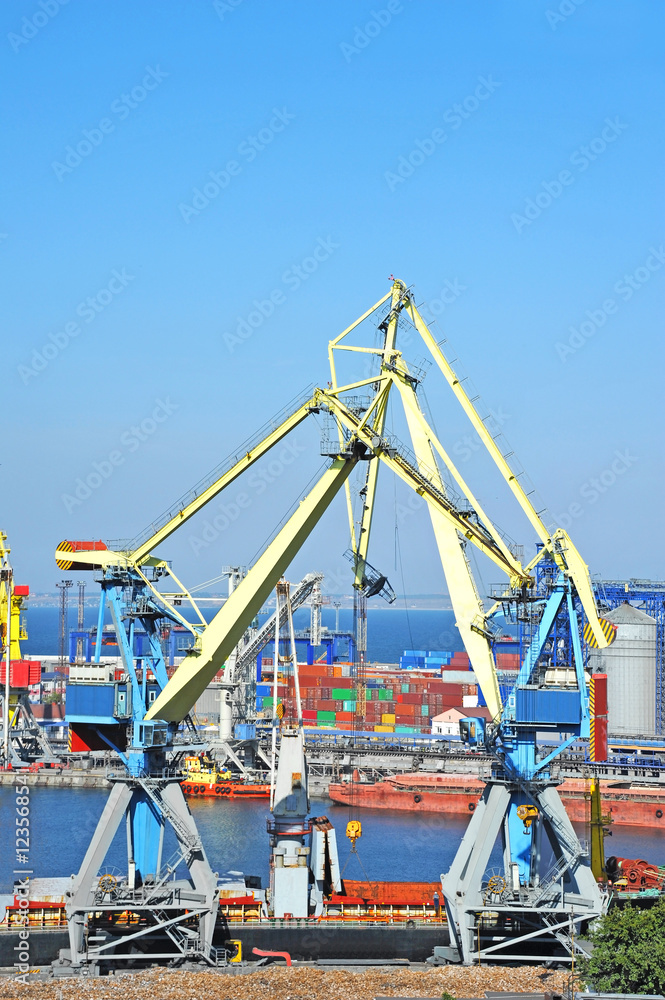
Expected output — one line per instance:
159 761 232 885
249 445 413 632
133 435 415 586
439 780 601 966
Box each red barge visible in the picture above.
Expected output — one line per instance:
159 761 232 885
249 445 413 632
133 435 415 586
328 772 665 828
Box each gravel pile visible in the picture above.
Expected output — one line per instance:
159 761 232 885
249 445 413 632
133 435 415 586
0 965 570 1000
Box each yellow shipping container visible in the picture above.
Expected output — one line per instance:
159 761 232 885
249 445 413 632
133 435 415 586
381 713 396 724
374 724 394 732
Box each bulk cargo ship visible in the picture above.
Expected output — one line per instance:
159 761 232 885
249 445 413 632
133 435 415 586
328 772 665 828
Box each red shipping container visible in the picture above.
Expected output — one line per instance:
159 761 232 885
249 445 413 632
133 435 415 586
336 711 354 722
298 674 322 686
396 703 416 715
302 710 317 720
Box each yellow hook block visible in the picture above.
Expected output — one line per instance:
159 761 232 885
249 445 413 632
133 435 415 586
516 804 539 832
346 820 362 845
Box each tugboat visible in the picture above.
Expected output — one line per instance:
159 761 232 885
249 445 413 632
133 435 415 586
180 753 270 798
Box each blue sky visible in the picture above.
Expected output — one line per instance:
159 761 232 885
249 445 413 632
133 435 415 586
2 0 663 595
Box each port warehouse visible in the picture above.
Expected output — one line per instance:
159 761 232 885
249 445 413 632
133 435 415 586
13 577 665 754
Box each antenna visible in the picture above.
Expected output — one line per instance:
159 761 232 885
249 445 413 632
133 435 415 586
56 580 73 674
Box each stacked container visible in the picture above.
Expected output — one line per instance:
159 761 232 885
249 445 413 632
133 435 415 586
256 654 478 733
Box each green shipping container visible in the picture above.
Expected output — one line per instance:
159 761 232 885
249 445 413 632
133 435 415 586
378 689 393 700
332 688 354 700
317 710 336 722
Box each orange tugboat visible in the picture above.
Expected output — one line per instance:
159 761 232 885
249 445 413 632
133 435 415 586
180 754 270 798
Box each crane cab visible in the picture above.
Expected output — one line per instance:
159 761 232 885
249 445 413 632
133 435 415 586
459 716 486 747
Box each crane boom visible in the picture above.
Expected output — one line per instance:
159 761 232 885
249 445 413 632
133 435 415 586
146 451 360 722
402 293 612 650
56 392 315 572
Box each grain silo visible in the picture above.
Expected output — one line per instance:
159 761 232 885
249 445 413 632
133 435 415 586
588 602 657 736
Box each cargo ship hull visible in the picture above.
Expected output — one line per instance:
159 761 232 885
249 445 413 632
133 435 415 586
328 774 665 828
0 922 448 966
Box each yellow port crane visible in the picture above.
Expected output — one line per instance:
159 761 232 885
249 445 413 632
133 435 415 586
57 279 613 728
54 278 617 970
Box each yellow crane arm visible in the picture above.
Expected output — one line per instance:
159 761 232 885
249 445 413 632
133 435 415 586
551 529 610 648
402 291 612 650
132 397 315 563
404 296 551 547
54 395 316 571
346 279 403 587
398 382 502 719
392 372 525 585
318 390 520 580
146 451 360 722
